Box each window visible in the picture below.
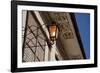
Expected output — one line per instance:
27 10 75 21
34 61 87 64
22 11 49 62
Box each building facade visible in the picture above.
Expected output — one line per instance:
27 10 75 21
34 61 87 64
22 11 86 62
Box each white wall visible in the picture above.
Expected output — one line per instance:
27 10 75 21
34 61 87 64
0 0 99 73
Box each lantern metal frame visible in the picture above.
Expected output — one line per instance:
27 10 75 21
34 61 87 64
48 22 58 42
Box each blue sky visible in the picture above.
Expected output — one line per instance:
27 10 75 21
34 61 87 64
75 13 90 59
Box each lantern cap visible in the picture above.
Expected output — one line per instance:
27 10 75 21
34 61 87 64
51 21 56 25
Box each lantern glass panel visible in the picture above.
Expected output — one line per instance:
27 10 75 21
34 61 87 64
49 25 57 38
